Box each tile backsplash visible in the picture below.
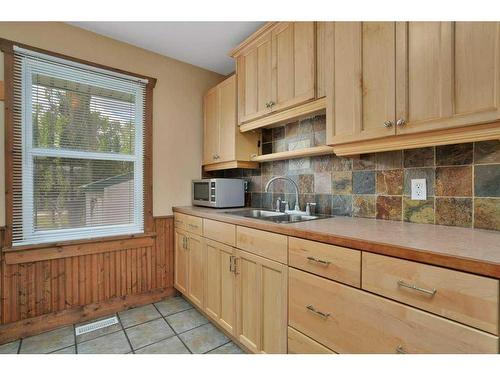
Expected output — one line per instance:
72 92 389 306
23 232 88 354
206 115 500 231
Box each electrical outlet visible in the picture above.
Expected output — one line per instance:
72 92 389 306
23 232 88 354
411 179 427 200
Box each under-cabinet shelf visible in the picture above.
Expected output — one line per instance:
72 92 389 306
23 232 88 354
251 145 334 162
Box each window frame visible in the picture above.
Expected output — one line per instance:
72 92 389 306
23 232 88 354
0 38 156 248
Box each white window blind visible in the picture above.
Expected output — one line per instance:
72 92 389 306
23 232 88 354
12 47 147 246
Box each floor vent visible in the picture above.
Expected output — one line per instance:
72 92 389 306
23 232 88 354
75 316 120 336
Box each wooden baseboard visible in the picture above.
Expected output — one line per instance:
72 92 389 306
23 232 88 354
0 287 176 345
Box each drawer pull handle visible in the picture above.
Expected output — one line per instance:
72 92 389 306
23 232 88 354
306 256 331 266
396 345 407 354
188 223 198 229
397 280 436 296
175 220 183 225
306 304 331 319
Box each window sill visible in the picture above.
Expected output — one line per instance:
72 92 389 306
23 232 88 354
3 232 157 264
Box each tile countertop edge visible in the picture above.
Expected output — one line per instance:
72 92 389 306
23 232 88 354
172 206 500 279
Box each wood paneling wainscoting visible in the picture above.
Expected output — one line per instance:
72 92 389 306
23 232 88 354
0 216 174 344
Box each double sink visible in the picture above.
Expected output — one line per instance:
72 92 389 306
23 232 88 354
225 209 324 224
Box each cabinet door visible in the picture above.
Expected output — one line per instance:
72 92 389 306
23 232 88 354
396 22 500 135
204 239 237 335
203 87 219 164
217 75 236 163
327 22 396 145
237 33 273 124
235 249 287 354
174 230 188 294
186 233 204 309
271 22 316 112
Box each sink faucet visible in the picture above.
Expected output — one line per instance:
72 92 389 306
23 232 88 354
264 176 300 212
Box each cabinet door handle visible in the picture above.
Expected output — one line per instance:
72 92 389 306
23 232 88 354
306 256 331 266
396 345 407 354
306 304 331 319
384 120 393 128
233 257 239 275
229 255 235 273
175 220 183 226
397 280 436 296
396 118 406 127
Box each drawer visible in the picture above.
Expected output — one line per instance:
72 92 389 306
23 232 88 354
236 226 288 264
362 252 499 335
287 326 335 354
289 268 498 353
289 237 361 287
203 219 235 246
174 213 202 235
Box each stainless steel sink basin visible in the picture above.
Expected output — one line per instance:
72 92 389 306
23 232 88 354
226 209 285 218
225 209 324 223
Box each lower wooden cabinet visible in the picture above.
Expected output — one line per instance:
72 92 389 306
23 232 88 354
174 229 189 295
204 239 237 335
287 326 335 354
235 249 288 353
289 267 498 353
186 233 204 309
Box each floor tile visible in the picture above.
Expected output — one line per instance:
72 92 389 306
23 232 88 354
20 326 75 354
125 318 175 350
51 346 76 354
75 314 121 343
118 304 161 328
179 323 230 354
208 341 245 354
154 296 192 317
135 336 190 354
0 340 20 354
77 331 131 354
165 308 208 334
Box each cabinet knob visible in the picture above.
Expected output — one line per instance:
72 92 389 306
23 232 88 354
396 118 406 127
384 120 393 128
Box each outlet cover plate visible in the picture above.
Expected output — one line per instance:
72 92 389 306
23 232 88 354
411 179 427 200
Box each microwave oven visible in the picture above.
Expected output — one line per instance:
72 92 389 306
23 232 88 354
192 179 245 208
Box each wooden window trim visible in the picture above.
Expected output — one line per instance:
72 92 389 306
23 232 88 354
0 38 157 248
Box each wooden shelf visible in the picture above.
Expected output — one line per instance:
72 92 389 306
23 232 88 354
202 160 260 172
251 145 334 162
239 97 326 133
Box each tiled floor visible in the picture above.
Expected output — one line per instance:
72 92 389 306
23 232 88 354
0 295 245 354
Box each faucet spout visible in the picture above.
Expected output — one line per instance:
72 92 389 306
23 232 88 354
264 176 300 212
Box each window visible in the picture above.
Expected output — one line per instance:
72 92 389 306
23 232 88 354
11 47 148 246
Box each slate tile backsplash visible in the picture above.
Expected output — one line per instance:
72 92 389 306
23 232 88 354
205 115 500 231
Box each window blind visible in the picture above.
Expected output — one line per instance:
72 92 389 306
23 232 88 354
12 46 147 246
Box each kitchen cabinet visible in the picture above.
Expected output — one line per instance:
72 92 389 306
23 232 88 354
396 22 500 135
202 75 259 171
234 249 288 353
204 239 237 335
289 268 498 354
186 232 204 309
232 22 315 125
174 229 188 295
327 22 397 145
327 21 500 154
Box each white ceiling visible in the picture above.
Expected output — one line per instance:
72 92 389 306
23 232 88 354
68 22 265 75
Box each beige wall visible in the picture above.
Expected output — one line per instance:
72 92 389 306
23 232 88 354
0 22 223 224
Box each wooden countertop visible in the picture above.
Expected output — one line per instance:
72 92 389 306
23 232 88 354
173 206 500 278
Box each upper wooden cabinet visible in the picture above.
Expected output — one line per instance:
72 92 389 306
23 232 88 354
327 22 397 145
232 22 316 125
396 22 500 135
326 21 500 153
202 75 259 170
